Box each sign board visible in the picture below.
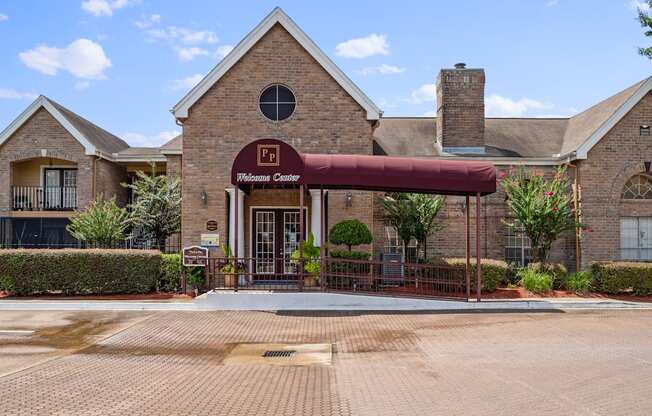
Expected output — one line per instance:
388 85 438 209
201 233 220 247
257 144 280 166
232 139 304 186
206 220 218 231
183 246 209 267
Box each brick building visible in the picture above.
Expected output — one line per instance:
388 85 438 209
1 7 651 271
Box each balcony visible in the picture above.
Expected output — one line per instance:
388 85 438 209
11 186 77 211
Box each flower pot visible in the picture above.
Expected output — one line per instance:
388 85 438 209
303 275 318 287
224 274 235 288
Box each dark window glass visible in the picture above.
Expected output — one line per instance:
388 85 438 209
260 104 277 121
259 85 295 121
277 103 295 121
640 126 651 136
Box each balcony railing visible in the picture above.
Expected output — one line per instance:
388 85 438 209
11 186 77 211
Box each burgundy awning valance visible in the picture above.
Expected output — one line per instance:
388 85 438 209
231 139 496 196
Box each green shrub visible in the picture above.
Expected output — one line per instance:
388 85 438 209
330 250 371 261
0 275 15 293
159 253 182 292
591 262 652 296
328 220 372 251
566 271 592 293
0 249 160 296
528 262 568 290
440 258 509 293
519 268 553 293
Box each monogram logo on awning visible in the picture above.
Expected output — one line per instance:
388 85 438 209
257 144 280 166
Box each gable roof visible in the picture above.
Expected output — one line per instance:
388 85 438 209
160 134 182 154
566 77 652 158
172 7 381 120
0 95 129 156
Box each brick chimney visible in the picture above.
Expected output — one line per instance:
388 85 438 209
435 63 485 153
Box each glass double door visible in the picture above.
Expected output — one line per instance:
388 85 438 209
252 208 306 275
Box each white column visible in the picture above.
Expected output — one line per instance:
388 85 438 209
226 188 245 257
309 189 322 245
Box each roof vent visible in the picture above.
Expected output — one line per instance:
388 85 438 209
454 63 466 69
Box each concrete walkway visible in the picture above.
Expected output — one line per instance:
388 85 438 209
0 291 650 311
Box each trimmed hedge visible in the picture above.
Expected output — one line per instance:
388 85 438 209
591 262 652 296
0 249 161 296
330 250 371 261
159 253 182 292
528 262 568 290
441 258 509 293
519 268 553 293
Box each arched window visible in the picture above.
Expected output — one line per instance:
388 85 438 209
622 174 652 199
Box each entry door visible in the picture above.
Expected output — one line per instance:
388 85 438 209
44 168 77 210
252 208 305 275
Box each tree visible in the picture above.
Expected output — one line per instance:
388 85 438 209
411 194 446 261
636 1 652 59
382 193 445 262
501 166 583 264
328 219 372 251
67 197 130 247
124 170 181 250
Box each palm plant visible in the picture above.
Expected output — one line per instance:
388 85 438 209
67 197 130 247
123 170 181 251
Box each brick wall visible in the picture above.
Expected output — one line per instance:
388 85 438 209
436 68 485 149
578 91 652 267
95 158 129 205
0 108 93 212
180 23 375 249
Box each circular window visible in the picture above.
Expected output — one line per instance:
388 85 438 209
259 84 296 121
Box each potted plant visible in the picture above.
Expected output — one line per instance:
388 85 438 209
291 233 321 287
220 244 244 287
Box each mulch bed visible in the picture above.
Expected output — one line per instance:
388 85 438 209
483 287 652 303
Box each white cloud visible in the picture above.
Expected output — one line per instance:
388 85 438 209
19 38 112 79
423 110 437 117
0 13 8 21
81 0 140 17
215 45 234 59
177 46 209 61
546 0 558 6
358 64 405 76
74 81 91 91
631 0 651 11
147 26 218 45
335 33 389 59
170 73 204 90
407 83 436 104
134 14 160 29
485 94 552 117
122 130 180 147
0 88 38 100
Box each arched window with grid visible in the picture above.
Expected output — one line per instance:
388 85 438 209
622 174 652 199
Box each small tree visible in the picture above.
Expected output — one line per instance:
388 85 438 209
636 1 652 59
67 197 130 247
382 193 417 262
411 194 446 261
501 166 583 265
329 219 372 251
124 170 181 250
383 193 445 262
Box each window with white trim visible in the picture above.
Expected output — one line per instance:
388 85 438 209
505 222 532 267
620 217 652 260
384 226 418 262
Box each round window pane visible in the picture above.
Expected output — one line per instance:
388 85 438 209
259 85 295 121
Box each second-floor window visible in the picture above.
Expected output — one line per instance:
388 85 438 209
43 168 77 210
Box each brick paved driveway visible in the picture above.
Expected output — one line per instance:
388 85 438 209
1 309 651 415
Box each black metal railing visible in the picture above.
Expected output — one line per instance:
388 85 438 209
202 256 468 299
11 186 77 210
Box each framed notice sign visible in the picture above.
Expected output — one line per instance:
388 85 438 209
183 246 209 267
201 233 220 247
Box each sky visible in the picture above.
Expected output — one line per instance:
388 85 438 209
0 0 651 148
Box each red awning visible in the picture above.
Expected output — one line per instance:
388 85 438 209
231 139 496 196
301 153 496 195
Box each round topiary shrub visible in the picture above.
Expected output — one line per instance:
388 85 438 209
328 219 372 251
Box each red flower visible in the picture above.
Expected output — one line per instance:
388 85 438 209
552 207 558 213
499 171 507 179
545 191 554 197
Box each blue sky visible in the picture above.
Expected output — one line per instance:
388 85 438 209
0 0 650 147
